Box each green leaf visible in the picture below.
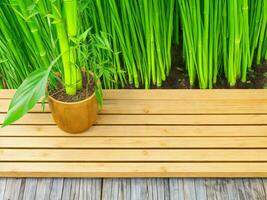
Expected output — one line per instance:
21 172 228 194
1 68 50 127
1 55 61 127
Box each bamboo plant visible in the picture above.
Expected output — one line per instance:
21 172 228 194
2 0 115 127
89 0 175 88
0 0 267 91
177 0 266 88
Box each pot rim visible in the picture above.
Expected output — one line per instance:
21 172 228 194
48 92 96 105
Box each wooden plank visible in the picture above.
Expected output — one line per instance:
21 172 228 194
94 114 267 125
205 179 231 200
0 100 49 113
2 113 267 125
1 149 267 162
49 178 64 200
102 179 131 200
2 99 267 114
146 178 169 200
103 89 267 100
0 162 267 177
0 178 7 200
226 179 242 200
22 178 38 200
78 179 102 200
130 179 149 200
242 178 267 199
233 179 248 200
35 179 53 200
194 179 207 200
4 178 23 200
19 179 26 199
1 125 267 137
61 178 80 200
183 179 197 200
0 89 16 99
262 179 267 196
1 137 267 149
169 179 184 200
2 89 267 100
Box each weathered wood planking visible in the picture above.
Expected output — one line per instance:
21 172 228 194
1 178 266 200
1 89 267 177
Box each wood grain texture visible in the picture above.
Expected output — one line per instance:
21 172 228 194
0 162 267 177
22 178 38 200
49 178 64 200
205 179 232 200
2 113 267 125
2 89 267 100
4 178 23 200
1 178 266 200
78 179 102 200
1 137 267 149
34 179 52 200
2 125 267 137
3 99 267 114
1 89 267 178
0 178 6 200
242 178 267 200
183 179 197 200
1 149 267 161
102 179 131 200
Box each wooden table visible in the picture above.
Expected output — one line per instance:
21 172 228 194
1 89 267 177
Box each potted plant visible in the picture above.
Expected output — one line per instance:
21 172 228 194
1 0 114 133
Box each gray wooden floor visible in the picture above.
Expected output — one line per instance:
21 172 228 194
0 178 266 200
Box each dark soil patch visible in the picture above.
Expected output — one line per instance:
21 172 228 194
213 60 267 89
49 73 95 102
123 42 267 89
160 44 267 89
152 44 195 89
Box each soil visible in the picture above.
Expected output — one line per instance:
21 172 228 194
49 73 95 102
125 42 267 89
169 59 267 90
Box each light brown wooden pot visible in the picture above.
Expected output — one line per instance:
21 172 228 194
48 93 98 133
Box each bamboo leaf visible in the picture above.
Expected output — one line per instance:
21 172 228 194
2 55 61 127
1 68 50 127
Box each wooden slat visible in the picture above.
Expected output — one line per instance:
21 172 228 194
1 125 267 137
0 100 50 113
0 137 267 148
1 113 267 125
1 149 267 162
2 99 267 114
0 90 16 99
102 90 267 100
1 89 267 178
2 89 267 100
0 162 266 177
